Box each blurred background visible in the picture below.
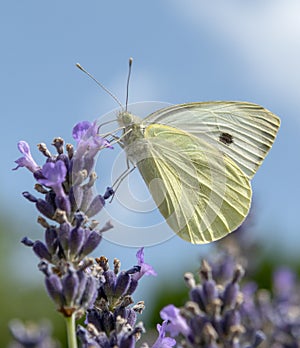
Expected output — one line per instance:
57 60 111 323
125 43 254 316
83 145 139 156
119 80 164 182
1 1 300 346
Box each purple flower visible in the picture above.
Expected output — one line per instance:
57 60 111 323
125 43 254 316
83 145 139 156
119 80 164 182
132 247 157 282
72 121 94 143
38 161 66 187
13 141 40 172
160 304 190 337
152 320 176 348
38 161 70 213
73 121 111 153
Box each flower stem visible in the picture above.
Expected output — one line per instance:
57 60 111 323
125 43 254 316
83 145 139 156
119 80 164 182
65 313 78 348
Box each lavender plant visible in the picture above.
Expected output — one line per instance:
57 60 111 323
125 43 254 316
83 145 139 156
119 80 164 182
12 120 300 347
13 121 173 348
158 232 300 348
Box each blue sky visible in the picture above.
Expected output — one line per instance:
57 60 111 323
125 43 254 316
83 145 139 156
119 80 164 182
1 1 300 290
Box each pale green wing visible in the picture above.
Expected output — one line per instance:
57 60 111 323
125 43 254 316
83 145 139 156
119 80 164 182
142 102 280 178
133 123 252 244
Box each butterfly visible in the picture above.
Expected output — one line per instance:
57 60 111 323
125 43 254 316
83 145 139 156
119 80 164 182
117 102 280 244
77 61 280 244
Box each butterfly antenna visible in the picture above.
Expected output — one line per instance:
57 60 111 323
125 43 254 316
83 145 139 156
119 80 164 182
125 57 133 112
76 63 124 110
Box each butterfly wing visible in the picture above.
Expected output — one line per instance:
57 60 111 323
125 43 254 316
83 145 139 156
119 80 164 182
131 123 252 244
143 102 280 178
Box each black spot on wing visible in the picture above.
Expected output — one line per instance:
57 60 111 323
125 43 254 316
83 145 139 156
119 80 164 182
219 132 234 145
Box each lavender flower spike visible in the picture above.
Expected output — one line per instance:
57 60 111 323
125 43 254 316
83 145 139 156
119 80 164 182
132 247 157 282
13 141 40 172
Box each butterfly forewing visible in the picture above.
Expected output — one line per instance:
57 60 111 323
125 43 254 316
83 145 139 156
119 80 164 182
143 102 280 178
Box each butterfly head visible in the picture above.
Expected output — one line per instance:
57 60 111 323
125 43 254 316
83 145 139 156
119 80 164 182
117 110 141 128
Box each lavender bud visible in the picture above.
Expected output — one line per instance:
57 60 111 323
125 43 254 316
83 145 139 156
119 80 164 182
114 271 130 298
100 220 114 233
74 212 85 226
126 278 139 296
85 195 105 218
86 309 103 332
184 272 196 288
69 226 84 257
22 191 38 203
69 185 83 211
103 270 116 298
33 241 52 261
58 222 71 251
203 279 218 307
45 274 64 307
83 156 95 176
45 190 56 207
79 187 94 213
36 199 55 219
200 259 212 281
102 310 114 334
37 143 51 157
66 143 74 159
96 256 109 271
222 309 241 335
45 227 58 254
80 230 102 256
81 276 98 308
115 306 137 327
52 137 64 154
119 334 135 348
55 194 71 215
76 270 88 302
62 269 79 305
222 282 240 309
190 285 206 311
77 325 99 347
21 237 34 247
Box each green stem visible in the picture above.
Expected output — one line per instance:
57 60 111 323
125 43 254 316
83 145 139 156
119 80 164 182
65 313 78 348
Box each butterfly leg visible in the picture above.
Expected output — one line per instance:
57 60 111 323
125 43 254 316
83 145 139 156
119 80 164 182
109 158 136 202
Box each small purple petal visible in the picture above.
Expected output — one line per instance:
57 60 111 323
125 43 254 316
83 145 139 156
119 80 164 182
74 121 112 154
152 321 176 348
132 247 157 281
13 141 40 172
160 304 190 337
38 161 66 187
72 121 92 142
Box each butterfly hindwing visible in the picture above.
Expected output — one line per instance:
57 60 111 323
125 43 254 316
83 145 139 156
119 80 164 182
132 123 252 244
